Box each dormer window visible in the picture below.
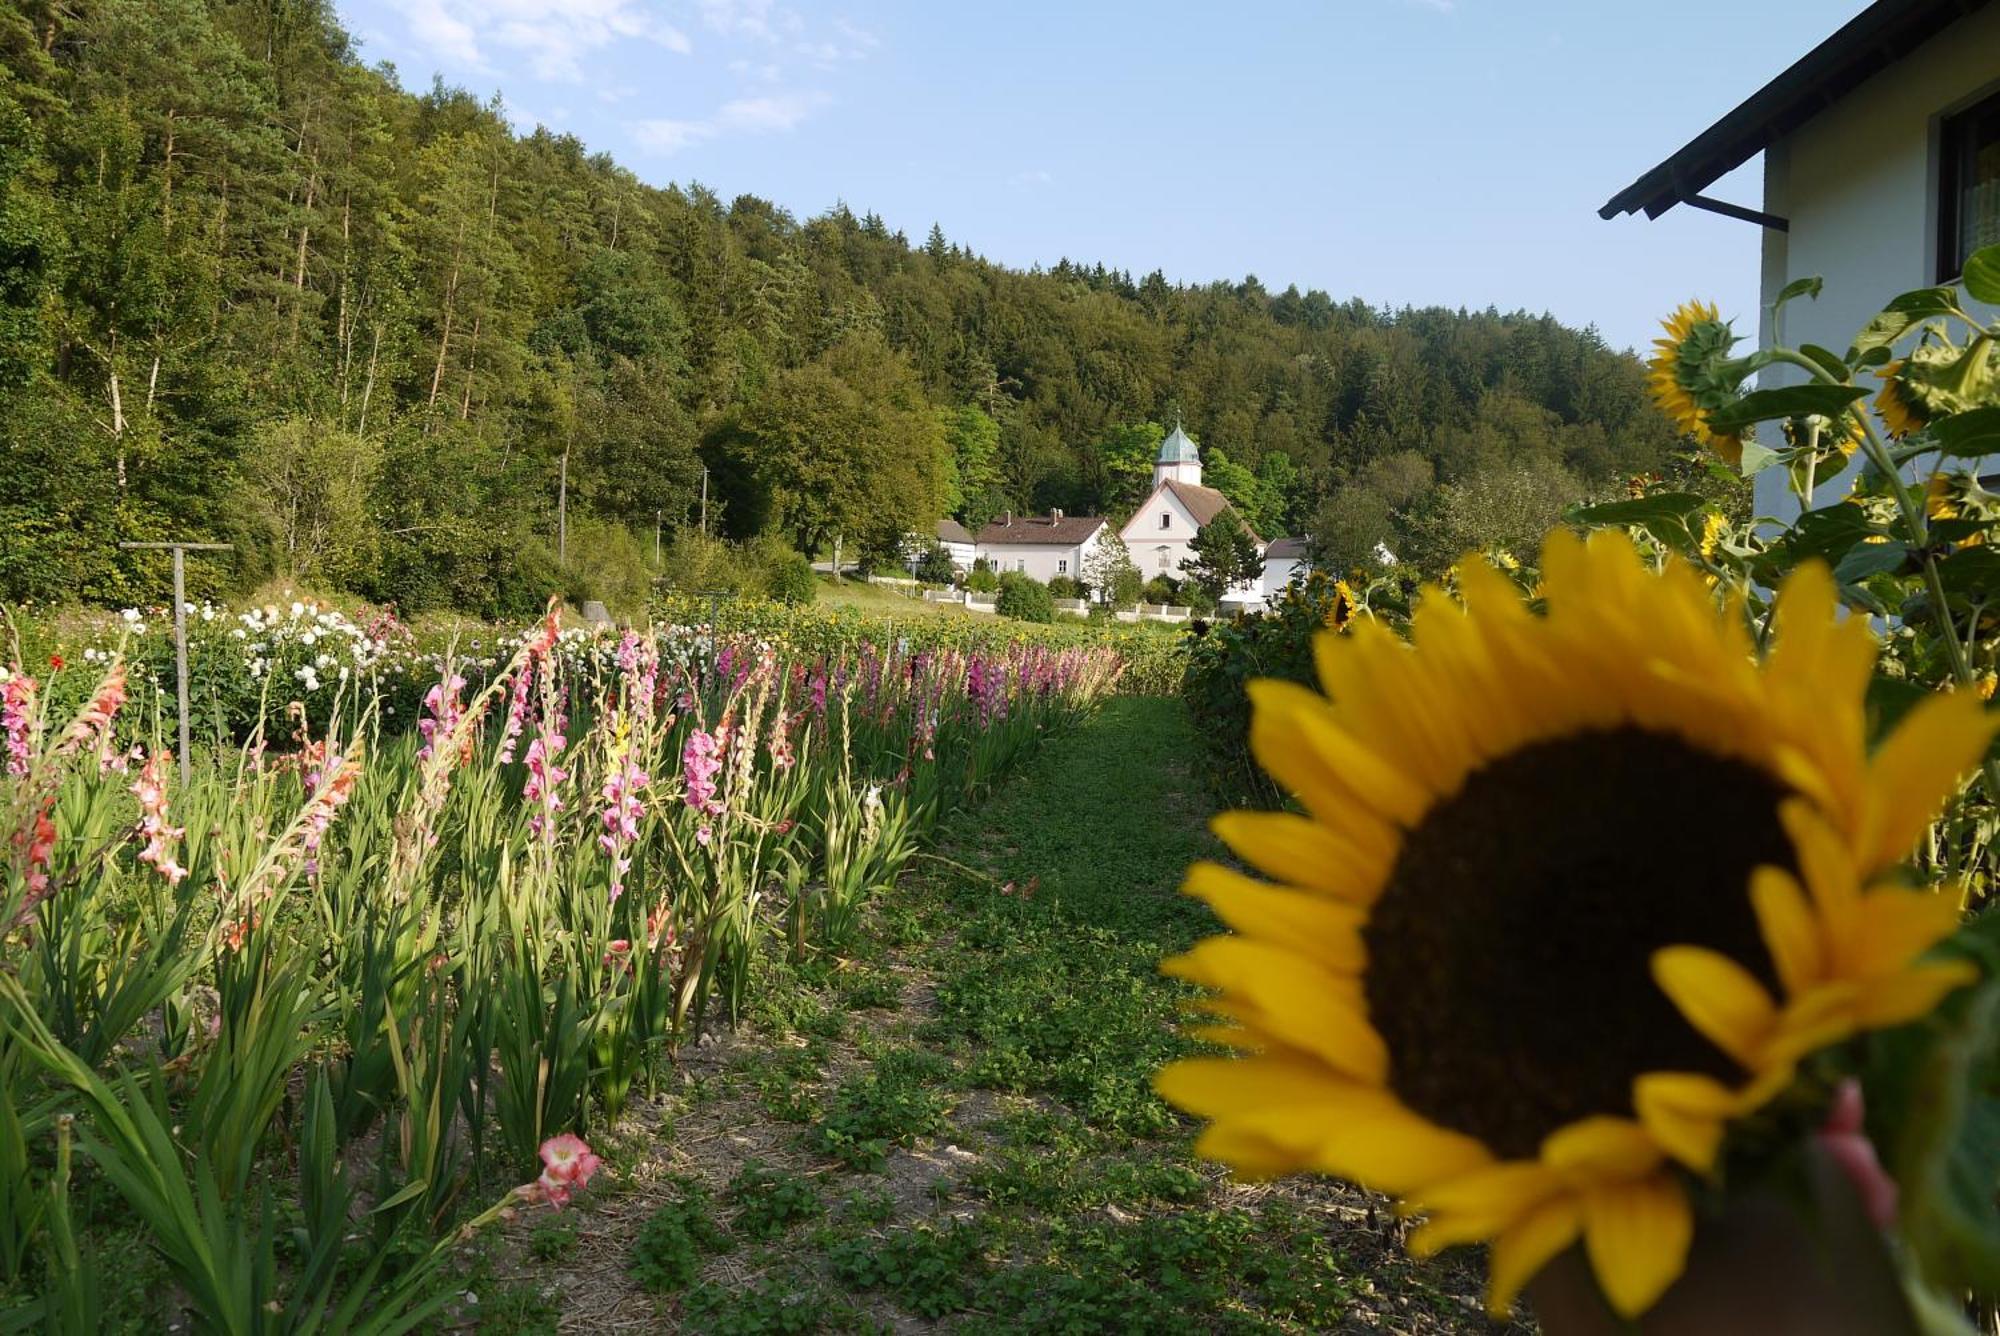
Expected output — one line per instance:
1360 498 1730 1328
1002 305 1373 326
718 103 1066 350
1940 89 2000 282
1159 512 1171 530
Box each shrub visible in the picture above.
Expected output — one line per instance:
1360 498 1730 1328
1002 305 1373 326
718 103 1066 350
658 529 752 596
1046 575 1082 600
1139 575 1179 606
762 549 818 605
995 572 1053 623
913 543 956 585
965 566 999 594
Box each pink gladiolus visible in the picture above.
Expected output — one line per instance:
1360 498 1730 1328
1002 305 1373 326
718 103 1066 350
56 662 126 759
523 732 568 839
300 748 358 876
1819 1079 1898 1229
681 729 723 815
597 740 648 902
496 660 534 765
2 673 34 777
416 673 465 764
767 711 795 770
131 751 188 886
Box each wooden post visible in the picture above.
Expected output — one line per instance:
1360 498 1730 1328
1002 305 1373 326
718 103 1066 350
700 467 709 537
119 541 233 786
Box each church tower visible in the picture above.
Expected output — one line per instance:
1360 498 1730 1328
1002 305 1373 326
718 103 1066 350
1152 421 1202 488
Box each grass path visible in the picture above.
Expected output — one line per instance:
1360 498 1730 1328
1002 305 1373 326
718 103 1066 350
470 698 1509 1333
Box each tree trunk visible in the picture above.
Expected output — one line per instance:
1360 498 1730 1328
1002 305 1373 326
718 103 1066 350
160 110 176 239
358 322 381 436
427 218 466 409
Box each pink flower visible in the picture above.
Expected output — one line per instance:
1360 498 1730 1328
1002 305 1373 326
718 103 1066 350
496 660 534 765
597 736 649 902
56 662 126 759
523 731 568 840
416 673 466 765
131 751 188 886
540 1133 602 1189
2 673 35 777
681 729 724 815
1819 1079 1898 1229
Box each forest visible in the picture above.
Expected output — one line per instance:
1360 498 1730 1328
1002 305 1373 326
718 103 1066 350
0 0 1684 615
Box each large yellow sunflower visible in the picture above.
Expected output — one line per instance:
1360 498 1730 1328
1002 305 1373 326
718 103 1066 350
1648 301 1752 467
1875 360 1929 441
1156 530 1993 1320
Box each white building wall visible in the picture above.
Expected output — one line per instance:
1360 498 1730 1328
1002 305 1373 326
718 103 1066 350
977 527 1104 585
1262 555 1304 599
1754 6 2000 520
1119 488 1204 581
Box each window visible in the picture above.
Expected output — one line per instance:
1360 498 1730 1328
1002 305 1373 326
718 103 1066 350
1159 512 1171 530
1940 90 2000 282
1015 559 1025 573
1057 559 1068 574
1157 547 1170 570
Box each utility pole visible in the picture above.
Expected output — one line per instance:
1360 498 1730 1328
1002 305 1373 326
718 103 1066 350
654 509 663 566
700 467 709 537
557 447 569 562
118 540 233 786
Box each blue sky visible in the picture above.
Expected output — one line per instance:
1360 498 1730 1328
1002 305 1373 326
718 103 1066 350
335 0 1861 357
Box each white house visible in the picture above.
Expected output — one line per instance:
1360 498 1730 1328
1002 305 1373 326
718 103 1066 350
1601 0 2000 519
1117 423 1266 607
1262 537 1309 601
975 510 1108 585
905 518 976 574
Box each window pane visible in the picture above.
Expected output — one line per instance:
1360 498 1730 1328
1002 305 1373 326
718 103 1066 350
1946 93 2000 279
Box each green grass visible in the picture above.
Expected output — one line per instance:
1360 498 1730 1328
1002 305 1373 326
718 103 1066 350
811 575 965 616
509 696 1498 1330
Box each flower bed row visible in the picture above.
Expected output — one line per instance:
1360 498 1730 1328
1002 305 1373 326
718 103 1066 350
0 610 1120 1328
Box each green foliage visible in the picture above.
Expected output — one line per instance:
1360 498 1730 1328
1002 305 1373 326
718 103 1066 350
725 1163 823 1240
1044 575 1082 599
629 1180 731 1294
964 565 998 595
760 547 819 606
993 572 1053 623
1081 532 1142 607
912 543 956 585
1182 509 1261 601
810 1051 952 1171
0 0 1674 609
828 1219 989 1318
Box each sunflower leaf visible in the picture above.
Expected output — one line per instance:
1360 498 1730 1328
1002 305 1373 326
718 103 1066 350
1784 503 1879 566
1833 540 1909 585
1849 288 1969 360
1888 979 2000 1295
1929 407 2000 460
1963 245 2000 306
1775 275 1825 312
1570 493 1706 551
1707 385 1869 434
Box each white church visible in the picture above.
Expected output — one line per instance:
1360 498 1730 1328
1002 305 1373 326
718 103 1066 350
1117 423 1269 611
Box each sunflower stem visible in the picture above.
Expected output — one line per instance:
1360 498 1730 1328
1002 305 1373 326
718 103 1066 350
1764 344 2000 827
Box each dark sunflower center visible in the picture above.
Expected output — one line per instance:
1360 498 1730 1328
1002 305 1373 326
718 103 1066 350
1361 726 1792 1160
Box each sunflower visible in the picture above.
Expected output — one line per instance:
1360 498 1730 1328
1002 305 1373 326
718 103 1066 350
1928 472 1989 548
1648 301 1750 466
1329 579 1360 631
1156 531 1993 1320
1874 360 1929 441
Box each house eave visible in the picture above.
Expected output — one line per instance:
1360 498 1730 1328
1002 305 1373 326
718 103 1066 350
1599 0 1990 224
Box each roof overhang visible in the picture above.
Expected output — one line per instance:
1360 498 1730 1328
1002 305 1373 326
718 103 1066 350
1599 0 1991 226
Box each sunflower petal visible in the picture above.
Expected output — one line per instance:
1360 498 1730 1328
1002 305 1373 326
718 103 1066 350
1653 945 1777 1068
1860 691 1997 871
1839 888 1967 980
1486 1194 1584 1317
1248 679 1432 827
1207 811 1394 903
1181 862 1367 971
1632 1072 1736 1171
1541 1116 1663 1181
1750 866 1824 995
1850 959 1978 1029
1583 1174 1693 1319
1405 1162 1561 1255
1162 937 1385 1081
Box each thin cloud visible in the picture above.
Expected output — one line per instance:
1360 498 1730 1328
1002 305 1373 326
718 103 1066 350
631 90 830 154
403 0 690 82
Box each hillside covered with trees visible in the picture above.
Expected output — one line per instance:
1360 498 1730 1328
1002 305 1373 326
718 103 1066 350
0 0 1683 613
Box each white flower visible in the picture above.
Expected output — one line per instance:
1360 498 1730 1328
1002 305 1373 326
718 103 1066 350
200 605 214 622
183 601 195 615
290 602 304 618
121 608 141 624
232 627 246 639
315 654 334 669
0 666 11 684
301 631 318 647
338 666 350 681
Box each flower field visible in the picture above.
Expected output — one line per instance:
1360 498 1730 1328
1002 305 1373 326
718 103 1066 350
0 602 1123 1330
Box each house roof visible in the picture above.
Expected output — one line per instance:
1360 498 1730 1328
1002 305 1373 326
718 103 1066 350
936 518 973 545
1158 423 1201 464
976 512 1107 546
1162 480 1266 543
1264 537 1309 560
1599 0 1990 224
